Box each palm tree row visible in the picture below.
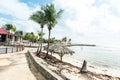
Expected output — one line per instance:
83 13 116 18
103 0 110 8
30 3 63 58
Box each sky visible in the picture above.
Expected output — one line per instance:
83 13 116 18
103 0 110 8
0 0 120 47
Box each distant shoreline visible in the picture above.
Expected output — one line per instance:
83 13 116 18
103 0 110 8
66 44 96 47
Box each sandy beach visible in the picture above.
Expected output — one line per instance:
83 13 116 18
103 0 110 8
53 53 120 79
0 47 37 80
39 50 120 80
60 54 120 77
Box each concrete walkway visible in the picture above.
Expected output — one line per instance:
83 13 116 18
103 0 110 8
0 48 37 80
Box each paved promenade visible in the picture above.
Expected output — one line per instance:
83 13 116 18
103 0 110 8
0 48 37 80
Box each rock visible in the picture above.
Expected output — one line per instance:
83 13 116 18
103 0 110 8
80 60 87 73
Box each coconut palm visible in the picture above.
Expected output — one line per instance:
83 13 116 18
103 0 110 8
62 37 67 43
3 24 13 31
30 10 46 56
37 31 45 40
15 30 23 42
37 31 45 44
11 26 16 33
11 26 16 42
42 3 63 58
15 31 23 38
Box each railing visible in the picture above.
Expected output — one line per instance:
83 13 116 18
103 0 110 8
0 45 24 54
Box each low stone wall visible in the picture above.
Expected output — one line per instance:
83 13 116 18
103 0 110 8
26 51 64 80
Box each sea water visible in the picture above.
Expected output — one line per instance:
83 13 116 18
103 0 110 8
70 46 120 70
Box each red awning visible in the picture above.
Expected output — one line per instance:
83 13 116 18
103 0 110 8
0 28 14 35
0 28 9 35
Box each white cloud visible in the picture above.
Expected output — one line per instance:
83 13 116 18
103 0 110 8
0 0 40 33
13 20 39 32
0 0 31 20
0 18 9 26
1 0 120 46
53 0 120 46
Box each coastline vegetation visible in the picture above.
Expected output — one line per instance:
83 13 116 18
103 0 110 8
0 24 71 44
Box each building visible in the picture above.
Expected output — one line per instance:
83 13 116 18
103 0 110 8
0 28 17 42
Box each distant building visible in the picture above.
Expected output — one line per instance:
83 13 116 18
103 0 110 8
0 28 17 42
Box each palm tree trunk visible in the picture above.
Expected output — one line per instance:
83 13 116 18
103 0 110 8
44 29 51 59
60 55 62 61
36 46 40 54
38 27 44 55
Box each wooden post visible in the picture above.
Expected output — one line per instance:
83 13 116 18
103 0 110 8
20 45 22 51
12 47 13 53
80 60 87 73
17 46 18 52
22 45 23 50
19 46 21 51
22 46 24 50
6 48 7 53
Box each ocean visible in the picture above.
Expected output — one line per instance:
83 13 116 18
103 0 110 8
70 46 120 70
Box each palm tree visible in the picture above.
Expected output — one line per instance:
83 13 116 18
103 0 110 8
15 30 23 42
11 26 16 33
68 38 71 44
11 26 16 42
38 31 45 41
3 24 13 31
30 10 46 56
42 3 63 58
62 37 67 43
